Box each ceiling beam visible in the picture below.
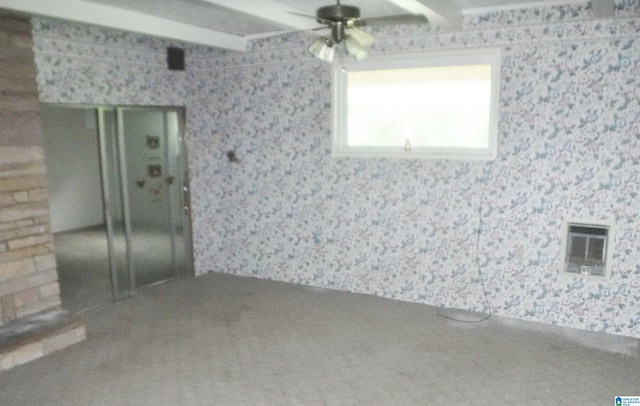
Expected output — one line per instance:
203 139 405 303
0 0 247 51
200 0 320 32
591 0 614 18
463 0 591 15
388 0 462 29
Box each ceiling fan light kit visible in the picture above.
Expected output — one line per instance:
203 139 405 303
344 35 368 60
308 36 336 62
347 27 376 47
304 1 428 63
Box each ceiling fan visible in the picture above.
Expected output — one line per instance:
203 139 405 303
295 0 429 62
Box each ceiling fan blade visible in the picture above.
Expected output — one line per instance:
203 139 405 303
286 11 317 20
356 14 428 27
286 10 335 26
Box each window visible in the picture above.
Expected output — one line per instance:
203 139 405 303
332 48 501 159
560 219 614 279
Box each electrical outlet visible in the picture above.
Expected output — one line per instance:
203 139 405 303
516 245 525 260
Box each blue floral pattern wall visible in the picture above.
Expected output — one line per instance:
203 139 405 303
32 1 640 338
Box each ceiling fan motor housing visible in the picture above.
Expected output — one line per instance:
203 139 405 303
316 4 360 22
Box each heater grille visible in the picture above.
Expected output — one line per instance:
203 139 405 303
561 220 613 278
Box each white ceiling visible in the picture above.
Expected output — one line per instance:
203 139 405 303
0 0 613 51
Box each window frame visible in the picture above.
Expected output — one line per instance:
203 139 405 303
331 48 501 160
560 218 615 279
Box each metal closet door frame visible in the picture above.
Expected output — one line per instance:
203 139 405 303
115 108 137 291
97 107 132 300
164 108 192 276
163 107 194 278
159 110 178 276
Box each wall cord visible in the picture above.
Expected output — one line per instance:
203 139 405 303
437 160 496 323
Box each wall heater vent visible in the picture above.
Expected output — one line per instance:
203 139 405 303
560 219 614 279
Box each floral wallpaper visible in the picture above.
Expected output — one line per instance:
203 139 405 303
31 1 640 338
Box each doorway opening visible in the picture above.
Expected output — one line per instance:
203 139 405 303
41 105 193 312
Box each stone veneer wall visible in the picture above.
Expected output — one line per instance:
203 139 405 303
0 12 61 326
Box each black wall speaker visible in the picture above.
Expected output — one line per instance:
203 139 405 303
167 47 185 71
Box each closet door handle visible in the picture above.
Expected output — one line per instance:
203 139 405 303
182 186 190 215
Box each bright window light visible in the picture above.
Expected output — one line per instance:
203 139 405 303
332 49 501 159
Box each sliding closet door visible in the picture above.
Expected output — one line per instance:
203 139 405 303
164 110 190 275
46 105 191 306
118 108 188 287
